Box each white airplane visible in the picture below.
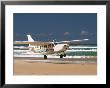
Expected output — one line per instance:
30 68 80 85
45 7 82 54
14 35 89 59
14 35 69 59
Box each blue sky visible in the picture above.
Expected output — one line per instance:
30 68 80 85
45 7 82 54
14 13 97 44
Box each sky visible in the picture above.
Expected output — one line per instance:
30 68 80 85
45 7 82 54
14 13 97 44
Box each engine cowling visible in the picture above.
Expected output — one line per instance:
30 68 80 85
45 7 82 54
53 44 69 52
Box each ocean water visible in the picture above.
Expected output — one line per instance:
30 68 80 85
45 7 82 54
14 45 97 57
65 51 97 56
14 45 97 64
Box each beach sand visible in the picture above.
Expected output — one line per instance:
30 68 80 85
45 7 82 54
13 58 97 75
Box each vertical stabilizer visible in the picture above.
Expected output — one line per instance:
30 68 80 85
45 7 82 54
27 35 34 42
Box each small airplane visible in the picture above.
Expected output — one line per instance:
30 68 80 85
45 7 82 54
14 35 89 59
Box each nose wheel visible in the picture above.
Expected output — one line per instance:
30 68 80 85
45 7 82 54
64 54 66 57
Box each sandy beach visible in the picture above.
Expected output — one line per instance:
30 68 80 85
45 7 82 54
13 57 97 75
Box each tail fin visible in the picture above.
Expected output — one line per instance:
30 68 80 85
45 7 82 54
52 40 56 46
27 35 34 42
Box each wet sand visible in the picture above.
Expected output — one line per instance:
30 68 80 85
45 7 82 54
13 58 97 75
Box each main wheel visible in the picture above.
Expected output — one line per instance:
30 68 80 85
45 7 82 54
60 54 63 58
44 55 47 59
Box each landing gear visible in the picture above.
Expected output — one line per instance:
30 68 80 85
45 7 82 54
64 54 66 57
44 55 47 59
60 54 66 58
60 54 63 58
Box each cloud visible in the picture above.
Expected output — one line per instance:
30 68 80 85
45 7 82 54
64 32 70 35
80 30 89 36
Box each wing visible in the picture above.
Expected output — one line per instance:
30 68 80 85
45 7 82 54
14 41 53 46
54 39 89 44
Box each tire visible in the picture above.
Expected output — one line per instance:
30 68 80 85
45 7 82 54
64 54 66 57
60 54 63 58
44 55 47 59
